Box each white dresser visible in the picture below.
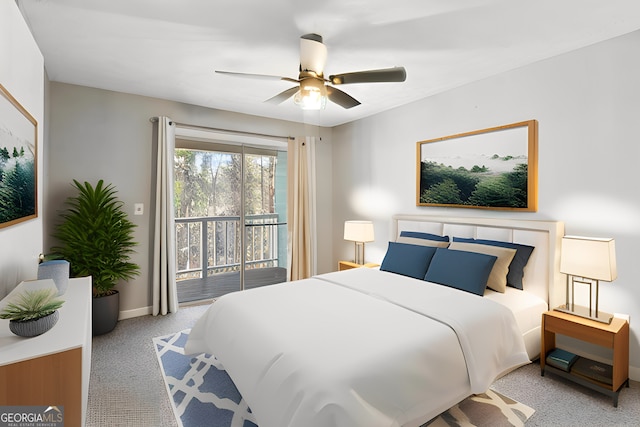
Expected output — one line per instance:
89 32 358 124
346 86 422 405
0 276 92 427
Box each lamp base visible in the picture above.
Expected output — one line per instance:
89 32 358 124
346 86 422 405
554 304 613 324
354 242 365 265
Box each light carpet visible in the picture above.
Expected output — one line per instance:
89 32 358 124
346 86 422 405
153 329 534 427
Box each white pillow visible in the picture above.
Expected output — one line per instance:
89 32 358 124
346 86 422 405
448 242 516 293
396 236 449 248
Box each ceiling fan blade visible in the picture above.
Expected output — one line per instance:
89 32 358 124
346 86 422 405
265 86 300 105
326 86 361 109
329 66 407 85
216 70 298 84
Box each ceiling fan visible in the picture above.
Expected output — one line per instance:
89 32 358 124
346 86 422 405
216 33 407 110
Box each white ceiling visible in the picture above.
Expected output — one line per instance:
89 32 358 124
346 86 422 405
17 0 640 127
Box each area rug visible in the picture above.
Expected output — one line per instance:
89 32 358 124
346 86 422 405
153 329 534 427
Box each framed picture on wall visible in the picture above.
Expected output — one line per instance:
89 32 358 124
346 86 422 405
416 120 538 211
0 83 38 228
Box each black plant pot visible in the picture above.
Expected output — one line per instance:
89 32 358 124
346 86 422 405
92 291 119 336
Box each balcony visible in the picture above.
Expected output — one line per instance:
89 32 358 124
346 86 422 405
175 214 287 303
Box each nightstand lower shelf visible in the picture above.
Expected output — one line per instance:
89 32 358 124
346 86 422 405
542 361 629 407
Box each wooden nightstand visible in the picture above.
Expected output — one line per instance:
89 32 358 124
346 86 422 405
541 310 629 407
338 261 380 271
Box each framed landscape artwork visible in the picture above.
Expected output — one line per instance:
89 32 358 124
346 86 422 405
416 120 538 211
0 83 38 228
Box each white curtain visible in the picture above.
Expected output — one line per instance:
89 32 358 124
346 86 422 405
287 136 317 280
152 116 179 315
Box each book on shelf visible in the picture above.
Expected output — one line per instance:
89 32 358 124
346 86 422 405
546 348 579 372
571 357 613 385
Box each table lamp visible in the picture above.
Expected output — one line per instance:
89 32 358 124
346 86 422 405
344 220 375 265
556 235 617 323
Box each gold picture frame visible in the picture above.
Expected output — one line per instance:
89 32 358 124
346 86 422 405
416 120 537 211
0 83 38 228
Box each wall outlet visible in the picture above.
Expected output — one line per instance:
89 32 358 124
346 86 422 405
134 203 144 216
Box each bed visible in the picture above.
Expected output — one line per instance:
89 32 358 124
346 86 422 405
185 215 565 427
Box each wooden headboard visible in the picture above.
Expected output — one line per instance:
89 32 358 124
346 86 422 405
392 214 565 307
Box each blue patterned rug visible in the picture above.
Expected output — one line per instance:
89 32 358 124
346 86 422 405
154 329 534 427
153 329 257 427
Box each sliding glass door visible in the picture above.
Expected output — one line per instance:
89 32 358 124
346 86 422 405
173 140 287 303
242 150 288 291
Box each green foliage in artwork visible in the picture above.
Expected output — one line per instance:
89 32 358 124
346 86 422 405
420 160 528 208
468 175 520 207
421 178 464 204
421 161 479 202
0 146 36 223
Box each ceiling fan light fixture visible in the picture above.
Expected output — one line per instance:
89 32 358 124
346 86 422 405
294 79 327 110
217 34 406 110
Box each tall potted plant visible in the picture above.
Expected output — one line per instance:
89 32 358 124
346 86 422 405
51 179 140 335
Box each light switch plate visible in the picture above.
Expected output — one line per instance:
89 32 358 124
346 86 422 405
134 203 144 215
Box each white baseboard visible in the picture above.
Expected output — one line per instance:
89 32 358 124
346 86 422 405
117 300 214 321
118 306 152 320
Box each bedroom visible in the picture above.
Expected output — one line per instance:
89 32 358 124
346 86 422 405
1 0 640 425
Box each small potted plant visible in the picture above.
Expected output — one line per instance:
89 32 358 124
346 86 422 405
0 288 64 337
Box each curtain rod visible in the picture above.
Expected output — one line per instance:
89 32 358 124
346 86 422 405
149 117 292 142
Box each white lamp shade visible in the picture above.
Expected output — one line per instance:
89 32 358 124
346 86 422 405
560 236 617 281
344 220 375 243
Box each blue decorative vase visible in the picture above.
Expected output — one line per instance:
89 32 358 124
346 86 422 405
38 260 70 295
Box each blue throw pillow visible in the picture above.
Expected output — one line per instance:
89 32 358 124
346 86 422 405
424 248 497 296
400 231 449 242
380 242 438 279
452 237 534 290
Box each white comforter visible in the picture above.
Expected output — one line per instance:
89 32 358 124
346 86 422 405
185 268 529 427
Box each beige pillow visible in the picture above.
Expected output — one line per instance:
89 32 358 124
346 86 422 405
448 242 516 293
397 236 449 248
